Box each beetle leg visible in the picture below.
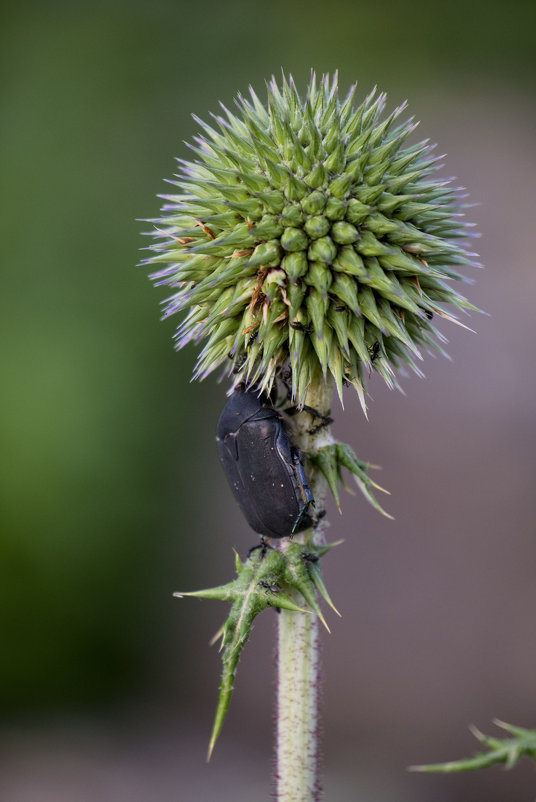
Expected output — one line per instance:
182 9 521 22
290 499 314 535
285 403 333 434
308 418 333 435
303 405 334 434
275 368 333 432
246 535 273 560
287 447 315 536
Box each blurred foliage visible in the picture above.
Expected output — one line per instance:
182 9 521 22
0 0 534 711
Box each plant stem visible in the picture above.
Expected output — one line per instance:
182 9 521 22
277 597 320 801
276 378 334 802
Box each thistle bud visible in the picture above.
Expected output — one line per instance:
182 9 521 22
144 73 480 407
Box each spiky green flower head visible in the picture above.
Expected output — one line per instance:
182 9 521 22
144 72 480 410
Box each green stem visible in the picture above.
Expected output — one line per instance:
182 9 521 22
277 601 320 801
276 378 333 802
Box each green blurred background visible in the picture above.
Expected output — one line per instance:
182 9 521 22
1 1 535 799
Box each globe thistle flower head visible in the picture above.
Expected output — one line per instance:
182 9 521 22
144 73 480 411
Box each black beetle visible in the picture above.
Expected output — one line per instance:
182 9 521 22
216 386 314 539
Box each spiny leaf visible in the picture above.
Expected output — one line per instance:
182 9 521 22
409 721 536 774
177 542 341 759
309 441 392 519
